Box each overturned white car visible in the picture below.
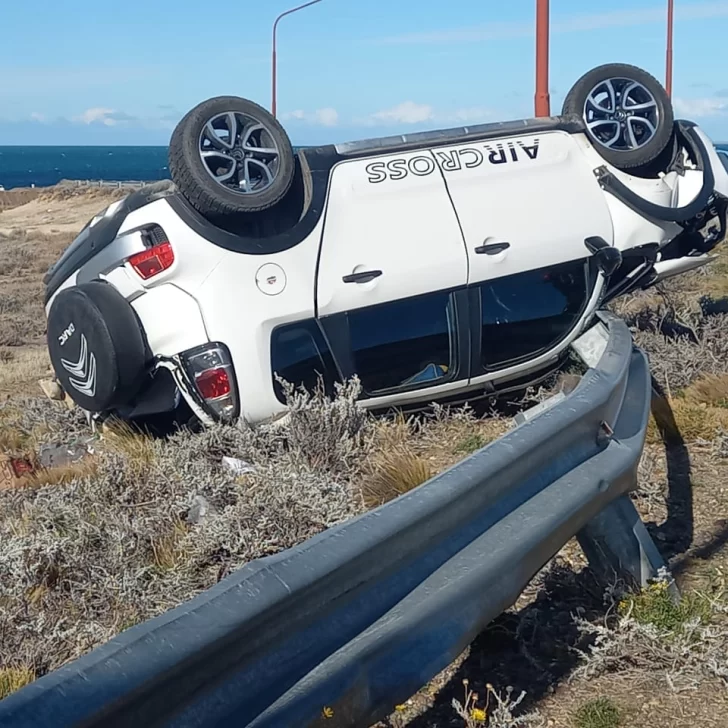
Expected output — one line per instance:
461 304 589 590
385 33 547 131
43 62 728 430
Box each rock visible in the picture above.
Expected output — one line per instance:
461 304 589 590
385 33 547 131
222 456 256 475
38 443 89 469
186 495 216 525
38 377 64 401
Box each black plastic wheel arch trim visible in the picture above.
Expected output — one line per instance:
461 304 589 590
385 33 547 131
594 121 715 224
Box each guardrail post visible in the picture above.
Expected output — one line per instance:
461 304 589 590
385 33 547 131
577 494 680 601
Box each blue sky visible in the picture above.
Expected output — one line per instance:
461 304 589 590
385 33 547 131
1 0 728 146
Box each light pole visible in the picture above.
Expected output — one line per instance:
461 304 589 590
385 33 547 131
272 0 323 118
535 0 550 117
666 0 674 97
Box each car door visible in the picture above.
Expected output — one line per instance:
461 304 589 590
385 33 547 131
436 130 614 378
315 149 470 404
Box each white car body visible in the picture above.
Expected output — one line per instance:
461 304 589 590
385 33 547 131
44 116 728 428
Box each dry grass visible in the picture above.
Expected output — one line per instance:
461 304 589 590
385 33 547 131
682 372 728 408
573 574 728 695
0 667 35 700
0 383 371 678
362 446 434 508
0 380 516 698
646 396 728 444
0 347 51 397
0 228 75 349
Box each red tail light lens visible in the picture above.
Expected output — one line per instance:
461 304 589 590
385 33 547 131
180 343 239 422
195 367 232 400
129 241 174 280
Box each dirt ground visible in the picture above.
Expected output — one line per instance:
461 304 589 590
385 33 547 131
2 186 728 728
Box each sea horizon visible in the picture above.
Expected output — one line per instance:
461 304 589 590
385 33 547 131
0 144 309 190
2 142 727 191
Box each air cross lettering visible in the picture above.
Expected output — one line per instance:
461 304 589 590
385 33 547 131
365 139 541 183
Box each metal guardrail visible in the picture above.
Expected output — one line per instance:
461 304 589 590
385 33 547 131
0 312 663 728
65 179 162 190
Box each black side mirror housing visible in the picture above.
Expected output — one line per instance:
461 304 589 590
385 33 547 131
585 236 622 277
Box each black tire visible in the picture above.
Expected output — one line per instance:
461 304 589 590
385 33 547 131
169 96 296 218
563 63 674 171
47 281 148 413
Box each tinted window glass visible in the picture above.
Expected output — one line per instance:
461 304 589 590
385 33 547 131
479 259 589 369
271 321 339 401
348 291 457 395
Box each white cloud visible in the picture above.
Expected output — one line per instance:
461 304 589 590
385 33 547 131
361 102 499 127
76 107 115 125
314 107 339 127
281 107 339 127
673 97 728 118
374 1 728 45
29 112 46 123
73 108 136 126
440 107 499 124
369 101 434 125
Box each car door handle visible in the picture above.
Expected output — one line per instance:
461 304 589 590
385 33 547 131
342 270 383 284
474 242 510 255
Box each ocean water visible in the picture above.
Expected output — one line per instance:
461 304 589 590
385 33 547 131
0 145 309 190
0 146 171 190
1 143 727 191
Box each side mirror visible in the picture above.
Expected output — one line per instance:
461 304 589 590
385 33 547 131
585 236 622 277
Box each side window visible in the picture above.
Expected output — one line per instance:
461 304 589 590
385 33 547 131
271 321 340 401
347 291 458 395
479 259 590 370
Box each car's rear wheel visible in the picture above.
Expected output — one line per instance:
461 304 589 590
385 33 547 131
169 96 296 218
563 63 674 171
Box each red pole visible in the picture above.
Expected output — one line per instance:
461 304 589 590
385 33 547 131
272 0 323 117
272 28 278 117
535 0 550 117
666 0 674 97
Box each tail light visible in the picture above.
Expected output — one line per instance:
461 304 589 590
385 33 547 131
128 225 174 280
181 343 239 421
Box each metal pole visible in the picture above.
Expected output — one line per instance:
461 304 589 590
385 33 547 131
535 0 550 117
272 0 323 117
666 0 674 97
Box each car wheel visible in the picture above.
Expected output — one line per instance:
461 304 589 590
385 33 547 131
169 96 296 218
47 281 149 413
562 63 674 171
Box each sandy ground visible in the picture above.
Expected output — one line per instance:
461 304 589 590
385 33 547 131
0 186 128 391
0 186 126 236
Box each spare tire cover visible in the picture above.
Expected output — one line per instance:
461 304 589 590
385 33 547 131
47 281 148 412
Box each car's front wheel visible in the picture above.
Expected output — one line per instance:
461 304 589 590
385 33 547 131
563 63 674 172
168 96 296 219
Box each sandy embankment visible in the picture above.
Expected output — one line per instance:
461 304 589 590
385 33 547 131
0 184 132 396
